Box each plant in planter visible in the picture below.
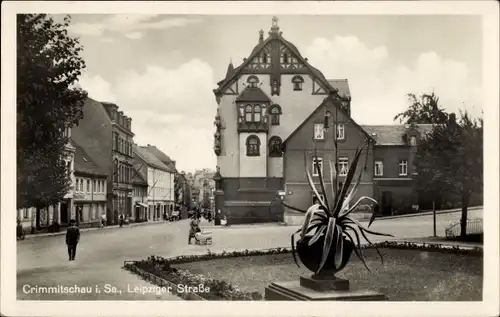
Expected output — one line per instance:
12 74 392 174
282 140 393 276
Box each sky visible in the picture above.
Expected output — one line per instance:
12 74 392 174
62 14 483 174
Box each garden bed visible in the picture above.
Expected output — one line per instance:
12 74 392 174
124 242 482 301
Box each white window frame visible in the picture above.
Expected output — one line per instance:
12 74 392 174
336 124 345 140
312 157 323 176
314 123 324 140
409 136 417 146
338 157 349 176
399 160 408 176
374 161 384 176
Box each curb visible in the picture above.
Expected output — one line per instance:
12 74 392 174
23 220 170 239
376 205 482 221
199 222 289 230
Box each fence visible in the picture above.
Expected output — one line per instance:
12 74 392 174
445 217 483 238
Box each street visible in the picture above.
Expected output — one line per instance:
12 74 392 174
16 208 483 300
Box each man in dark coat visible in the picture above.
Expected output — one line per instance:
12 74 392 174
66 219 80 261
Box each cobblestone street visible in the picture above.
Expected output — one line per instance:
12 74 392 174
16 208 482 300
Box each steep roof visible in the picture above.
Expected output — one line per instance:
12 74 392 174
143 145 177 173
134 145 172 172
72 139 107 177
284 95 374 144
235 86 271 102
328 79 351 99
71 98 113 176
361 124 435 146
214 23 339 97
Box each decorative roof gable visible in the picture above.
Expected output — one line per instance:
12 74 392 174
213 17 339 99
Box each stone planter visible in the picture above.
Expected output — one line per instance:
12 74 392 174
296 235 354 274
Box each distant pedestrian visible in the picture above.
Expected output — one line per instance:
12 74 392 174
65 219 80 261
119 213 124 227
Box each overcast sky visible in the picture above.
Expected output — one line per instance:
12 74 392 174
63 14 483 173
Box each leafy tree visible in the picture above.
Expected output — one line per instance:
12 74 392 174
17 14 87 215
415 111 483 238
394 92 449 124
201 191 211 210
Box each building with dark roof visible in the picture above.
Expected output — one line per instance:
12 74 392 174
211 17 438 225
133 144 175 220
72 139 108 228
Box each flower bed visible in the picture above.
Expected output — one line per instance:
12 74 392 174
123 241 482 301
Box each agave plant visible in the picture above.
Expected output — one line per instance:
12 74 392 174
281 139 393 276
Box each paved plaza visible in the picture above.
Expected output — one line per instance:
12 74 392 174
16 208 483 300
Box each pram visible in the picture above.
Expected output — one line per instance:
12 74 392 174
194 229 212 245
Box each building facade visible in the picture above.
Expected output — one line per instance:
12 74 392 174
213 18 435 225
134 145 175 220
132 167 148 222
72 140 108 228
102 102 135 224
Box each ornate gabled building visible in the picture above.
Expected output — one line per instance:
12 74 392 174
212 17 352 224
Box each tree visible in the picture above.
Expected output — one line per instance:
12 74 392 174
201 191 211 210
394 93 449 124
17 14 87 212
415 111 483 239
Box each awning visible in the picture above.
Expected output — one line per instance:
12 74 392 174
136 202 148 208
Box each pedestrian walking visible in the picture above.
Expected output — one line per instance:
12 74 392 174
65 219 80 261
119 213 124 227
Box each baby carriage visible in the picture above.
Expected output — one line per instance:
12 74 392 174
194 229 213 245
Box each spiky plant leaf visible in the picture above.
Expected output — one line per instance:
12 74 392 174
343 230 371 273
340 166 364 213
333 144 367 217
358 225 385 264
317 217 336 275
301 204 324 238
343 224 373 273
342 216 394 237
334 225 344 268
313 147 330 211
281 201 307 213
368 204 379 227
306 168 329 211
291 232 300 267
339 196 378 218
308 225 326 246
328 159 337 211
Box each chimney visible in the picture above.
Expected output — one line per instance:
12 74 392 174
259 29 264 43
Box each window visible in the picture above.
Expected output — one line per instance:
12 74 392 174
314 123 324 140
253 105 262 122
312 157 323 176
374 161 383 176
113 132 118 151
336 124 345 140
262 53 268 64
291 75 304 91
245 105 253 122
114 160 118 182
268 136 283 157
23 208 29 218
246 135 260 156
87 179 90 193
283 53 289 64
75 179 79 192
269 104 282 126
409 136 417 146
338 157 349 176
66 161 71 176
247 76 259 88
399 160 408 176
94 180 97 193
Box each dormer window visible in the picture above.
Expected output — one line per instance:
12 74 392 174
247 76 259 88
262 53 268 64
269 104 282 126
243 104 262 123
291 75 304 91
283 53 289 64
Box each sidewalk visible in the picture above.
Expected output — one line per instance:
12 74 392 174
393 236 483 249
23 220 169 239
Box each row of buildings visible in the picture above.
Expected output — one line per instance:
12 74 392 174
18 99 196 231
212 18 438 225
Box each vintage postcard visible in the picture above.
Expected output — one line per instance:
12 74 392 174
1 1 499 317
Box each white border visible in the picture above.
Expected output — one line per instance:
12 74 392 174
1 1 499 317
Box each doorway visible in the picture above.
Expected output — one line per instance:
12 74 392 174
381 191 393 216
60 202 68 224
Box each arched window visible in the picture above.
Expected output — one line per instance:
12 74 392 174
291 75 304 91
247 76 259 88
253 105 262 122
269 136 283 157
269 104 282 126
245 105 253 122
246 135 260 156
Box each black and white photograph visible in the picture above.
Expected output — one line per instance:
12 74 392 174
1 1 499 317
